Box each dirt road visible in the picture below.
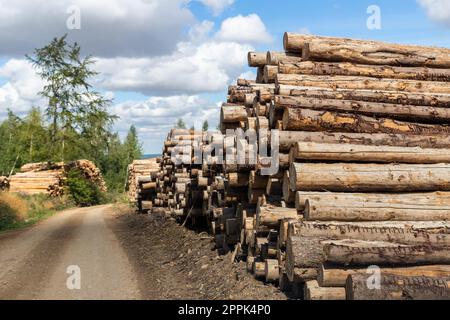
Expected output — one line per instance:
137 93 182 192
0 205 141 300
0 205 286 300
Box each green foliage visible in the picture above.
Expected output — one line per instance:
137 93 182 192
175 118 187 129
202 120 209 132
0 35 143 193
66 168 105 207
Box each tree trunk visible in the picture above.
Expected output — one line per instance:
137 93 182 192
325 239 450 266
291 141 450 163
319 264 450 287
275 131 450 152
266 51 302 65
282 108 450 135
279 61 450 81
346 274 450 300
256 202 298 229
276 95 450 123
278 85 450 108
283 33 450 68
290 162 450 192
276 74 450 94
304 280 346 300
248 52 267 67
297 221 450 245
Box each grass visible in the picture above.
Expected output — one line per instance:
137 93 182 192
0 193 74 232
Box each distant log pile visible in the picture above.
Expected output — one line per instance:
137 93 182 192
135 33 450 300
127 158 161 208
8 160 106 196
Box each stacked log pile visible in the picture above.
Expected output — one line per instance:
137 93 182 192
141 33 450 300
127 158 161 209
8 160 106 196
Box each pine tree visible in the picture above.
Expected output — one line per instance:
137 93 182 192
202 120 209 131
175 118 186 129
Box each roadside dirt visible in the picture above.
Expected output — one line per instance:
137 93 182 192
110 205 287 300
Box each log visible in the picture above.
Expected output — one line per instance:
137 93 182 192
265 259 280 282
276 74 450 94
220 105 248 123
256 203 298 229
275 131 450 152
276 95 450 123
324 239 450 266
263 65 278 83
319 264 450 287
227 172 249 188
286 236 327 276
279 61 450 81
248 52 267 67
297 221 450 245
346 274 450 300
266 51 302 65
283 33 450 68
296 191 450 212
291 141 450 164
282 108 450 136
290 162 450 192
278 85 450 108
304 280 346 300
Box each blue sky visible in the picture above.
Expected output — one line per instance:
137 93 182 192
0 0 449 153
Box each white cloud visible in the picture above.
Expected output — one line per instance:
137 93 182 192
216 14 273 44
95 40 253 95
0 0 194 57
0 59 45 117
113 95 221 153
418 0 450 26
198 0 235 16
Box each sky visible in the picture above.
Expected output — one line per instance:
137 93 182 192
0 0 449 153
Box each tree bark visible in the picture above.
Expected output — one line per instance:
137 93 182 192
319 264 450 287
283 33 450 68
274 131 450 152
346 274 450 300
290 162 450 192
266 51 302 65
279 61 450 81
276 74 450 94
276 95 450 123
291 141 450 163
282 108 450 135
304 280 346 300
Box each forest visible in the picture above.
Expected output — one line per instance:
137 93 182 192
0 35 142 193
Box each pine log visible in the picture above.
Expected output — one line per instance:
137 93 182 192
346 274 450 300
319 264 450 287
220 105 248 123
279 61 450 81
276 95 450 123
297 221 450 245
248 52 267 67
263 65 279 83
275 131 450 152
290 162 450 192
282 108 450 135
283 33 450 68
256 203 298 229
266 51 302 65
278 85 450 108
324 239 450 266
276 74 450 94
291 141 450 163
304 280 346 300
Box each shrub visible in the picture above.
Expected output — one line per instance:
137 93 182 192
66 168 104 207
0 192 28 230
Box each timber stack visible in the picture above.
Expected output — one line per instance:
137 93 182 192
127 158 161 210
8 160 106 196
140 33 450 300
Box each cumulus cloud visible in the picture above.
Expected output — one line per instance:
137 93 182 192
198 0 235 16
216 14 273 44
95 40 253 95
113 95 221 153
0 0 194 57
418 0 450 26
0 59 45 118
